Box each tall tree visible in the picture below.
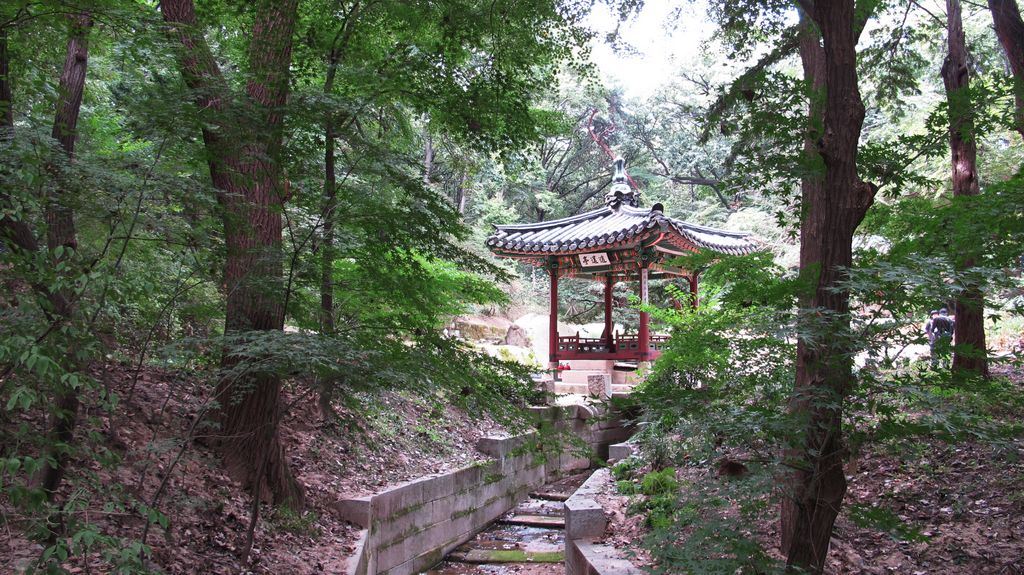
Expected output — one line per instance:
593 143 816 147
780 7 826 559
37 10 92 502
0 28 11 128
943 0 989 377
160 0 304 506
783 1 876 572
988 0 1024 139
0 10 93 506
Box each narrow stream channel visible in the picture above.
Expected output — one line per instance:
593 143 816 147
425 471 592 575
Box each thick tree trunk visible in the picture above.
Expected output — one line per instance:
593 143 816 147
783 3 876 573
988 0 1024 139
944 0 990 378
37 12 92 504
781 11 826 557
161 0 304 507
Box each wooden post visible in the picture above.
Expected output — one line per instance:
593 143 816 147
603 275 614 350
689 273 699 310
549 267 559 366
638 267 649 360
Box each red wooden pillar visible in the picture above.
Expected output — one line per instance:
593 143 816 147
689 272 699 310
638 266 650 360
549 267 559 366
603 275 614 349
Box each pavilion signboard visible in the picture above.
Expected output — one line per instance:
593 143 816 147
578 252 610 268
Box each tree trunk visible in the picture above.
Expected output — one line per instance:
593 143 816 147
455 170 468 214
423 130 433 184
781 11 826 557
318 50 340 418
944 0 989 378
161 0 304 508
320 52 340 337
783 3 876 573
0 29 11 128
37 12 92 505
988 0 1024 139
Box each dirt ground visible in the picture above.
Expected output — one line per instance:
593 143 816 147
0 363 507 574
5 342 1021 574
602 365 1024 574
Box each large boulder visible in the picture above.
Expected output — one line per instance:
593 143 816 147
453 315 511 341
503 324 531 347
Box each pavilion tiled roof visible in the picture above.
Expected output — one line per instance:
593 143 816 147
485 204 756 256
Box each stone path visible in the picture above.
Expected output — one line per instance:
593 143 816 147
425 472 591 575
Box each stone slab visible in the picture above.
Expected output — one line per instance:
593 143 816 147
476 432 536 459
499 514 566 528
608 442 636 462
345 529 368 575
449 548 565 563
564 498 605 540
574 540 642 575
333 496 371 528
531 491 571 502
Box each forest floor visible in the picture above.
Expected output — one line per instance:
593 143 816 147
0 362 508 574
4 346 1021 574
603 364 1024 575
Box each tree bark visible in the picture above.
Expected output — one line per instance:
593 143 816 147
782 13 826 557
0 29 11 128
988 0 1024 139
454 170 468 214
321 51 340 337
944 0 989 377
423 130 433 184
782 3 876 573
161 0 304 508
318 49 341 419
36 12 92 505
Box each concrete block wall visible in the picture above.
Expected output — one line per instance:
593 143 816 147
528 404 632 464
345 433 546 575
344 406 633 575
564 468 643 575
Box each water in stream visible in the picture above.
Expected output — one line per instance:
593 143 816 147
424 471 591 575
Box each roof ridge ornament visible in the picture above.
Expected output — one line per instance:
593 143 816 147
604 157 640 210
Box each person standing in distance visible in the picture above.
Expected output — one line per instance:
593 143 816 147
931 308 955 368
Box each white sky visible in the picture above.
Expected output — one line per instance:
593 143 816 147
585 0 713 99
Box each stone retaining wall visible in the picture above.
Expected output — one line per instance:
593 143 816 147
345 433 543 575
564 468 643 575
342 403 633 575
528 403 633 464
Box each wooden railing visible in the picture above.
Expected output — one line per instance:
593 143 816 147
556 332 611 354
555 331 669 359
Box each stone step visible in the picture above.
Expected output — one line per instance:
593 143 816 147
447 549 565 564
530 491 570 502
551 383 591 394
513 498 564 517
498 514 565 528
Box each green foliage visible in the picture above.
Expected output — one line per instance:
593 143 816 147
269 506 321 538
611 456 641 481
847 504 929 543
639 467 679 496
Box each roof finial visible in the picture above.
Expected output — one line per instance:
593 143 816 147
613 157 627 184
605 156 639 210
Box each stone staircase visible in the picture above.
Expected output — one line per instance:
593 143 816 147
550 381 634 396
427 477 584 574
